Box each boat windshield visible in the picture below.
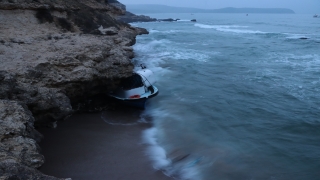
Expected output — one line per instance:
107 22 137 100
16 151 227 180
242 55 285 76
120 73 144 90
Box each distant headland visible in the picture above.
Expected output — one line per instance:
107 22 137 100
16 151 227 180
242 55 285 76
125 4 295 14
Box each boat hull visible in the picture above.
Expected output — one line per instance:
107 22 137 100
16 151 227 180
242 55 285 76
121 98 148 109
109 85 159 109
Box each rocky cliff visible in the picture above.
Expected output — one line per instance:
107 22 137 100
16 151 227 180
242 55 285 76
0 0 147 179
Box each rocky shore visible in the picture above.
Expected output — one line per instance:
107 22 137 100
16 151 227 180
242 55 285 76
116 12 197 23
0 0 148 179
117 11 157 23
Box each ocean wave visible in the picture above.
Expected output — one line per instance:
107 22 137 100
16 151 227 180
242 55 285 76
142 128 171 169
272 53 320 64
100 111 143 126
284 33 311 40
171 51 210 62
149 29 183 34
142 127 202 180
195 24 249 29
133 38 217 65
266 53 320 77
132 40 172 75
134 39 171 52
177 19 193 22
194 23 266 34
284 34 320 44
149 29 161 33
217 28 266 34
262 53 320 102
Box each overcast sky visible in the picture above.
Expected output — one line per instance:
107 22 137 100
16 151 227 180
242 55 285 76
118 0 319 14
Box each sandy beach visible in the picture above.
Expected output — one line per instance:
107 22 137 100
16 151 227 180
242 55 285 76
38 108 171 180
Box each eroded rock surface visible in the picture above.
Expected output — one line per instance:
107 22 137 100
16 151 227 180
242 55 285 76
0 0 148 178
0 100 60 179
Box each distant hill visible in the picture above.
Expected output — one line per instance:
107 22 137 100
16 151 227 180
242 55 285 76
125 4 295 14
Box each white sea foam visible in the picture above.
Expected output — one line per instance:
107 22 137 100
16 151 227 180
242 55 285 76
180 167 202 180
133 38 217 75
195 24 248 29
142 128 171 169
218 28 266 34
162 30 183 34
141 106 205 179
264 53 320 102
142 127 203 180
149 29 160 33
150 29 183 34
284 33 310 39
134 39 171 54
272 53 320 64
194 23 266 34
171 51 210 62
194 23 218 29
133 39 172 74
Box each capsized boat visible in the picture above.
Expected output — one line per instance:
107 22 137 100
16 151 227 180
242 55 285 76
109 67 159 109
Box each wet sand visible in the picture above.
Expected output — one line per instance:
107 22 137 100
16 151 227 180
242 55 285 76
38 109 171 180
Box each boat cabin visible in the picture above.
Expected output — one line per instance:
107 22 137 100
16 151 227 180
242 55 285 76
115 69 156 99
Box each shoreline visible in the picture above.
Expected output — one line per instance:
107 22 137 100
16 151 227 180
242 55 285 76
37 109 171 180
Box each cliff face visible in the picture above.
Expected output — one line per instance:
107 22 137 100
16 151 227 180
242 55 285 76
0 0 147 179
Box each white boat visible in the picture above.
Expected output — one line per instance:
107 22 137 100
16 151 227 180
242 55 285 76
109 67 159 109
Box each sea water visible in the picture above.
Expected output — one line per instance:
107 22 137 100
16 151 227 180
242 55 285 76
131 13 320 180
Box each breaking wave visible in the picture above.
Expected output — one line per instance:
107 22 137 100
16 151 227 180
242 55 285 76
194 23 266 34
